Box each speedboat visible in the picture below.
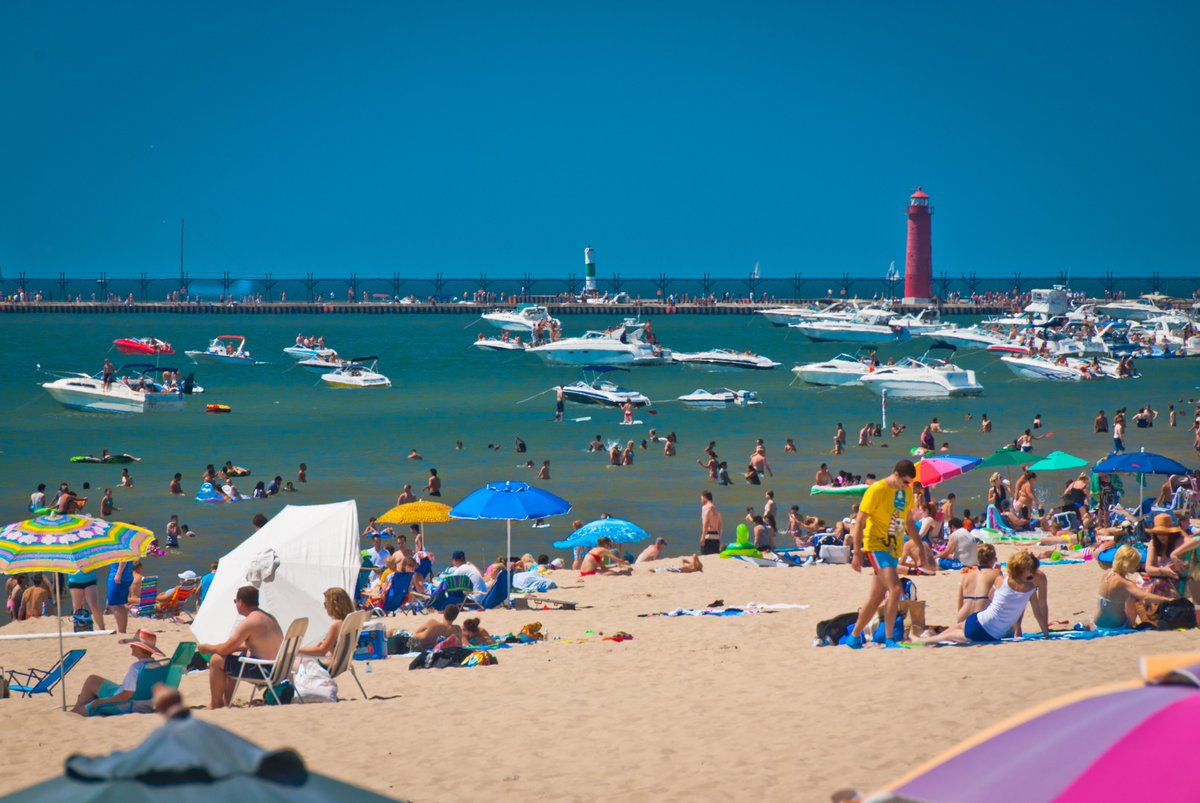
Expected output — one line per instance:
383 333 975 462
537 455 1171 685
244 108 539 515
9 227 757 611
320 357 391 388
1095 298 1170 322
185 335 258 365
283 344 337 360
481 304 560 333
297 355 347 374
528 323 671 366
677 388 761 405
791 353 872 386
112 337 174 355
472 336 529 352
558 367 649 407
999 355 1085 381
789 317 912 344
756 300 891 328
889 308 943 335
859 348 983 398
672 349 781 369
925 324 1010 350
41 364 191 413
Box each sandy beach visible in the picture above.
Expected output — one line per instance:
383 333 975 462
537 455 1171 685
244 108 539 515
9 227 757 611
3 546 1196 802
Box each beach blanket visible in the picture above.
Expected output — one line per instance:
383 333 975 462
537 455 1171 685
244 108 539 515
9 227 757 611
512 571 557 593
645 608 764 618
737 556 792 568
917 627 1142 648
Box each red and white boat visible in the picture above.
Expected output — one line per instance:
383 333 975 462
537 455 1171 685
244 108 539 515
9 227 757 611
113 337 175 355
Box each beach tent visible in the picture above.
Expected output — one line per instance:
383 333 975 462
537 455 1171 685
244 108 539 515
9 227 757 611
1 711 395 802
192 501 359 645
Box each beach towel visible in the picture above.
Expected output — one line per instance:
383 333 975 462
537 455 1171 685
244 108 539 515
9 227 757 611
920 627 1142 648
737 556 791 568
644 607 766 618
512 571 558 592
244 549 281 585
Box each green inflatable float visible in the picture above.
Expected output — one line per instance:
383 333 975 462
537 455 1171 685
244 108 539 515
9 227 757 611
720 523 762 559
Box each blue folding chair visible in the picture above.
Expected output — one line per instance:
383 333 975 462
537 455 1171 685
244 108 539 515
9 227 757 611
6 649 86 698
86 659 171 716
425 574 473 612
370 571 416 617
466 570 509 610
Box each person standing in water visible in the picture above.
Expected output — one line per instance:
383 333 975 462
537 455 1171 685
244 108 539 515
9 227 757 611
555 386 565 422
699 491 723 556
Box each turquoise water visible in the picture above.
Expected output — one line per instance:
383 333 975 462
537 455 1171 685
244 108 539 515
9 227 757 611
2 313 1198 578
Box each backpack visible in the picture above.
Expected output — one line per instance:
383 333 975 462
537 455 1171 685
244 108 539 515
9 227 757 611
815 612 859 646
1155 599 1197 631
72 607 94 633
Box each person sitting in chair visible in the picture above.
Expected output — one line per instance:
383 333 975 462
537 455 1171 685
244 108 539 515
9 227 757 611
71 629 165 715
298 588 355 658
196 586 283 709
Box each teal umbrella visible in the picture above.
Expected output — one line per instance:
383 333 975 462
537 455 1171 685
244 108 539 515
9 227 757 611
977 449 1034 470
1027 451 1090 472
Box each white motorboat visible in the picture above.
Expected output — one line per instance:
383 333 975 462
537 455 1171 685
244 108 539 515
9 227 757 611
859 348 983 398
925 324 1010 350
185 335 258 365
791 353 872 386
472 336 529 352
890 308 944 335
480 304 560 333
297 355 347 374
677 388 761 405
320 357 391 388
528 323 670 366
41 364 191 413
283 344 337 360
789 318 912 344
672 349 781 369
999 355 1084 381
1095 298 1170 322
558 368 650 406
757 300 891 327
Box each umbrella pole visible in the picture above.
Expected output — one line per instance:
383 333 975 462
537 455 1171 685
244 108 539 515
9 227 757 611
506 520 513 607
56 578 66 712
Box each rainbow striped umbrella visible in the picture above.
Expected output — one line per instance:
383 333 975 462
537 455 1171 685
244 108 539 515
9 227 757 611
0 513 154 711
0 514 154 574
870 653 1200 802
914 455 982 487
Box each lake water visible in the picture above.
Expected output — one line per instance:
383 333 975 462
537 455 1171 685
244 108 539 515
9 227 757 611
3 312 1198 579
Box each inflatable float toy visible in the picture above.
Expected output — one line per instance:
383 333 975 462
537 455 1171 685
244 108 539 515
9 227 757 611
206 404 232 414
721 523 763 559
70 453 140 464
810 484 869 496
194 482 241 503
30 498 88 516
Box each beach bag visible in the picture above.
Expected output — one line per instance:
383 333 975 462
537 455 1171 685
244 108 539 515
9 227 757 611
387 633 414 655
873 615 905 643
294 659 338 703
462 650 498 667
264 680 295 705
816 612 859 646
72 607 93 633
1155 599 1197 631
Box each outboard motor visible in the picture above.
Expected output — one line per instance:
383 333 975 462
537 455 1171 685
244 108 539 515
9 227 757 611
182 373 195 395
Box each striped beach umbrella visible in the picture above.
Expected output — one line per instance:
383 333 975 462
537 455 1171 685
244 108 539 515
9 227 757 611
914 455 982 487
870 653 1200 802
0 513 154 710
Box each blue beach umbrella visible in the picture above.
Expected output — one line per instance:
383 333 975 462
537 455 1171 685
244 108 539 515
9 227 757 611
450 481 572 600
1092 448 1193 514
553 518 651 550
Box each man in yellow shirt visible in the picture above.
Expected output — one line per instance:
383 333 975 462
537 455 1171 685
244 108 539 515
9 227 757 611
846 459 918 648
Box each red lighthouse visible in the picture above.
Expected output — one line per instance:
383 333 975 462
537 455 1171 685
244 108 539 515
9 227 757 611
903 186 933 303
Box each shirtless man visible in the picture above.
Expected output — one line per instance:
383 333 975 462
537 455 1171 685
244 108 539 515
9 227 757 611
699 491 723 555
555 385 565 422
423 468 441 496
749 447 772 477
636 537 668 563
814 463 833 486
832 423 846 455
198 586 284 708
979 413 992 433
412 604 463 650
588 435 604 453
763 489 777 522
395 484 417 506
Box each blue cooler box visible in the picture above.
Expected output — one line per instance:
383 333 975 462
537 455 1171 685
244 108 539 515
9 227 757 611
354 629 387 660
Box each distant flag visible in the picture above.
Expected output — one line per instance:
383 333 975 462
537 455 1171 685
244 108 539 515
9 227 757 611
751 261 760 280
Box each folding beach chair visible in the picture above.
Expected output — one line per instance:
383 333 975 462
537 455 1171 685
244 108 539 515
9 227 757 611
129 576 159 617
426 574 474 612
150 577 201 622
230 617 308 706
465 570 509 610
321 610 369 699
6 649 87 698
163 641 198 689
370 571 415 617
86 659 171 716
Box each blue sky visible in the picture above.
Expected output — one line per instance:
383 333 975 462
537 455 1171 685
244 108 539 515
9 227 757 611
2 2 1197 278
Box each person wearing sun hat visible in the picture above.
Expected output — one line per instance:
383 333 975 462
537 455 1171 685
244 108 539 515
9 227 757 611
70 628 166 715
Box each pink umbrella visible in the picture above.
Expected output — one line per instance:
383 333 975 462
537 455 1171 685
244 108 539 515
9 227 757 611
870 653 1200 802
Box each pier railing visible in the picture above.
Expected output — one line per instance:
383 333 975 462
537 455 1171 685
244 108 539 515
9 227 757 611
1 271 1195 308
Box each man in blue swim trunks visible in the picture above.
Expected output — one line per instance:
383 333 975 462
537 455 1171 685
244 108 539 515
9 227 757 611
845 460 918 648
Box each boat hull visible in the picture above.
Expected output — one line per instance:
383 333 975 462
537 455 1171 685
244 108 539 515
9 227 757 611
791 326 911 344
531 349 637 366
999 357 1082 381
185 351 255 365
42 384 184 413
792 367 865 386
860 378 982 398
